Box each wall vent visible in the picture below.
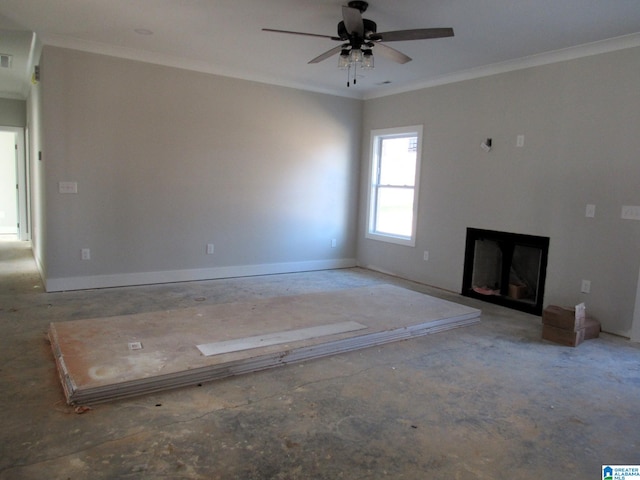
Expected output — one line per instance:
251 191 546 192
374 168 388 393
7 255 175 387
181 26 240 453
0 54 12 69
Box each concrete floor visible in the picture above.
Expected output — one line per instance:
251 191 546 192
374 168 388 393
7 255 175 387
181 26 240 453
1 240 639 479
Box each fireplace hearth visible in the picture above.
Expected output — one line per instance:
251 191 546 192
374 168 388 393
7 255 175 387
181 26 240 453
461 228 549 315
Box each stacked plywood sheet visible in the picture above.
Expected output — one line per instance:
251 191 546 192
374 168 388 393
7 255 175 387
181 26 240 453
48 284 481 405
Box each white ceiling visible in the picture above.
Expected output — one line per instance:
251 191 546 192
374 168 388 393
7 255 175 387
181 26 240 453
1 0 640 100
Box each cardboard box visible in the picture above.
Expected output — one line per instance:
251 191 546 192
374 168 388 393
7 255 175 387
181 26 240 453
508 283 528 299
542 323 586 347
542 305 585 331
541 303 600 346
584 316 601 340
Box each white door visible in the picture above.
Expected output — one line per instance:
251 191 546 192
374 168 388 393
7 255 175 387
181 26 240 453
0 130 17 236
0 127 28 240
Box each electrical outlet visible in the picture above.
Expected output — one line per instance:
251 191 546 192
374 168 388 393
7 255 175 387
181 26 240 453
621 205 640 220
516 135 525 147
81 248 91 260
581 279 591 294
206 243 215 255
331 238 337 248
423 251 429 261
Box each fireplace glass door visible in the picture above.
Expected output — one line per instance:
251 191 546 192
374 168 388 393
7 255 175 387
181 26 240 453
462 228 549 315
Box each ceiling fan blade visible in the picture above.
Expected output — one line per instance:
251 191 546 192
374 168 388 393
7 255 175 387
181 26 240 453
342 6 364 36
308 45 345 64
262 28 341 41
375 28 454 42
373 43 412 64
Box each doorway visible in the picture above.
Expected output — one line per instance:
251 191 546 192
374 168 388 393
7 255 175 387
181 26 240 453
0 127 28 241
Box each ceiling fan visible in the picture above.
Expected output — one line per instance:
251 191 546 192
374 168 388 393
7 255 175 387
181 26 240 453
262 1 454 86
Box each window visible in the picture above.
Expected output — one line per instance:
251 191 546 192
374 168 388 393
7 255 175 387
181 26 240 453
366 125 422 246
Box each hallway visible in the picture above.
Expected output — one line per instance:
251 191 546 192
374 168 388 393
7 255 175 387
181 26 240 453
0 240 639 479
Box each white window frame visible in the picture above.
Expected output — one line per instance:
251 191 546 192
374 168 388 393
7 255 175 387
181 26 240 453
365 125 423 247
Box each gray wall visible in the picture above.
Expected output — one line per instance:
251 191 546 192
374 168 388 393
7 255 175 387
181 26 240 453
34 44 640 336
358 47 640 336
0 98 26 127
40 46 362 290
27 71 45 275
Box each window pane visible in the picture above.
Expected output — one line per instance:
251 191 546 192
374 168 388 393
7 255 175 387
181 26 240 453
375 187 414 237
367 125 422 246
379 136 417 186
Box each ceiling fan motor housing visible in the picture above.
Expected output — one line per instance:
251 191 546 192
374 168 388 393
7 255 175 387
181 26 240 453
337 19 377 41
348 1 369 13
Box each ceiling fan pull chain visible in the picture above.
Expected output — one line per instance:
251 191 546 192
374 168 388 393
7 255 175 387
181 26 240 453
347 64 351 87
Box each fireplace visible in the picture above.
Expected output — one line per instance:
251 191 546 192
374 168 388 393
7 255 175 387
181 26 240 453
461 228 549 315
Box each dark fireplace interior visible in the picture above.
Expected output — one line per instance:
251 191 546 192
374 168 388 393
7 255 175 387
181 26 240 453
461 228 549 315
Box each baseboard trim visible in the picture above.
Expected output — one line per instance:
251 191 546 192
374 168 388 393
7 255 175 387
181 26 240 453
45 258 357 292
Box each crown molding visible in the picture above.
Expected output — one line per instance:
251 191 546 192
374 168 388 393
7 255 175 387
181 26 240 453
38 33 360 99
38 31 640 101
363 32 640 100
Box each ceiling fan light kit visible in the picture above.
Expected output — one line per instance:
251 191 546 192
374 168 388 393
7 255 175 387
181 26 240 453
362 49 374 68
262 1 454 87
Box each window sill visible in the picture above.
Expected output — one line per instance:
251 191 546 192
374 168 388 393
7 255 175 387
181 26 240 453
365 232 415 247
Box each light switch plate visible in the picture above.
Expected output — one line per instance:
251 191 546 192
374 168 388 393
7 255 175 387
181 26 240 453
585 204 595 218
